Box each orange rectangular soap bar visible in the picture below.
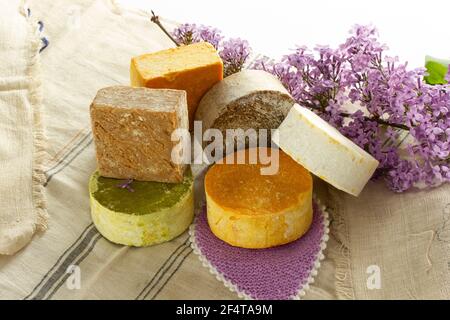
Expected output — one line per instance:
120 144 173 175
130 42 223 130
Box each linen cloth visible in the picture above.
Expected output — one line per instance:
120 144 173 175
0 0 448 300
329 181 450 299
0 0 47 256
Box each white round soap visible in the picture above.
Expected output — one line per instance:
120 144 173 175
272 104 379 196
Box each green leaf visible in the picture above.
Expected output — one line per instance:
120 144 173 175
424 55 449 85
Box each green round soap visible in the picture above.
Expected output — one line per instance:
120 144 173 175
89 169 194 247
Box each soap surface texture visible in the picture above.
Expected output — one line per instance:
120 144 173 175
130 42 223 129
273 104 379 196
90 86 188 183
89 170 194 247
204 147 313 249
195 69 294 152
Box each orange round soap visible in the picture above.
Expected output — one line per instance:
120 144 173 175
204 147 313 249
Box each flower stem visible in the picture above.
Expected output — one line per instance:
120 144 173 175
340 112 410 130
306 104 409 130
150 10 179 47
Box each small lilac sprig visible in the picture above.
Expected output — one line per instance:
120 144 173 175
197 25 223 49
220 38 251 77
173 24 224 49
171 24 250 77
173 23 200 45
117 179 135 192
153 14 251 78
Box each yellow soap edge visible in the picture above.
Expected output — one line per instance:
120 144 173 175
130 42 223 82
89 173 194 247
205 188 313 249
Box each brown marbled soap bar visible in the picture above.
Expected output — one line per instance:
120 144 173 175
90 86 188 183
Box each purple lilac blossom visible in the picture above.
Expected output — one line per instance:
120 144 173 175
173 23 223 47
173 25 249 76
197 25 223 49
219 38 251 77
172 23 200 45
254 25 450 192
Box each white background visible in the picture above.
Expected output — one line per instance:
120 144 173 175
119 0 450 68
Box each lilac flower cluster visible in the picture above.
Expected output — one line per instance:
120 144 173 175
172 24 250 77
254 25 450 192
220 38 251 77
173 23 201 46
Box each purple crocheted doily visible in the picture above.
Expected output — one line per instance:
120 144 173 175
189 200 329 300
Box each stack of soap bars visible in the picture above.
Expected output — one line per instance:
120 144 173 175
89 42 223 247
89 41 379 249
